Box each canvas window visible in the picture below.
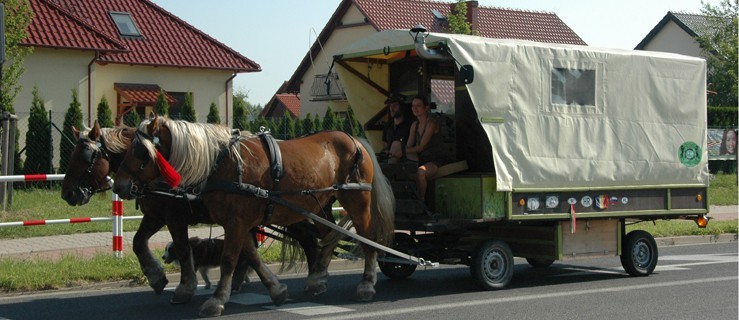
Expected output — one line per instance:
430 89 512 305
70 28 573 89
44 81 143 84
110 12 142 37
550 68 596 106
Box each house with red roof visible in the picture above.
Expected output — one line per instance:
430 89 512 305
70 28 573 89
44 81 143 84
17 0 260 127
262 0 585 119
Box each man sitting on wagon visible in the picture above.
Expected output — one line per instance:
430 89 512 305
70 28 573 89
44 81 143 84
381 94 413 163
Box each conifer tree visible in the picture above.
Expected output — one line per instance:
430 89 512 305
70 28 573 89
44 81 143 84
59 89 83 173
123 109 141 127
282 111 296 139
322 107 337 131
25 87 52 175
96 96 114 127
233 100 248 130
154 90 169 116
302 113 314 135
180 91 196 122
313 113 322 132
206 102 221 124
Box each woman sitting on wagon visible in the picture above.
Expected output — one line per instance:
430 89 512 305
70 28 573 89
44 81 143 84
403 95 453 201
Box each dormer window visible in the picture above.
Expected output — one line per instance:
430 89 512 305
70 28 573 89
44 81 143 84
109 11 142 37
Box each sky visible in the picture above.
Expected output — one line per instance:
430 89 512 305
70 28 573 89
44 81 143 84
150 0 719 107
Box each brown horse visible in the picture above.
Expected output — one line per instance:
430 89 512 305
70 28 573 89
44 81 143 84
112 116 395 317
61 121 322 304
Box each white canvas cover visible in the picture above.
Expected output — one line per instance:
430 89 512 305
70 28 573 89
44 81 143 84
334 30 709 191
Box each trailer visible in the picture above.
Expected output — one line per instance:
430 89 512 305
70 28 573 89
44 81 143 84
330 27 711 289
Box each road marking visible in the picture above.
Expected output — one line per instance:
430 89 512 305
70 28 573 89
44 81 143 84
164 285 353 315
555 253 738 276
265 302 353 316
313 276 738 320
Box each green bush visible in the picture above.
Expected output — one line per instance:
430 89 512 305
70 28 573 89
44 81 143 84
707 106 738 128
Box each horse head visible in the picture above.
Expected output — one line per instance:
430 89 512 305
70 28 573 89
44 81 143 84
113 115 178 199
61 121 114 205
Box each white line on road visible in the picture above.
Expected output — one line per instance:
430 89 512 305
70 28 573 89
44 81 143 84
313 276 738 320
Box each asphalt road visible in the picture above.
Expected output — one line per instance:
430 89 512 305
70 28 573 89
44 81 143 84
0 242 736 320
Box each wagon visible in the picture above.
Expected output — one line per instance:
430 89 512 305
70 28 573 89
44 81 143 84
329 27 711 289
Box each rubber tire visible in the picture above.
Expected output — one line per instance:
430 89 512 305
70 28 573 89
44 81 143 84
526 258 555 268
620 230 658 277
379 233 418 280
472 240 513 290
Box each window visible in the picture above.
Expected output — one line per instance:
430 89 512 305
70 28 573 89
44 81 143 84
109 12 142 37
551 68 595 106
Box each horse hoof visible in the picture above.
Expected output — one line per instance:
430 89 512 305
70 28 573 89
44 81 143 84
198 300 224 318
304 282 327 296
356 283 375 302
271 284 289 306
151 278 169 295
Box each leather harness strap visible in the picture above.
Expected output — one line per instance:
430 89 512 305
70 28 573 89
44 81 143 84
258 131 283 224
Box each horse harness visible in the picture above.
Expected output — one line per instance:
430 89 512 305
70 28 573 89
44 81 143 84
203 130 372 225
76 135 113 197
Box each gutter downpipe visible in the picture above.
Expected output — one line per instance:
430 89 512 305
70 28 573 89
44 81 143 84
87 52 99 127
225 72 237 127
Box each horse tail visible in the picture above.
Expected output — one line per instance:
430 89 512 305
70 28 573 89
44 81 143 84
357 138 396 247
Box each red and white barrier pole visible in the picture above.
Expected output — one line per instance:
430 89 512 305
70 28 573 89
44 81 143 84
0 174 65 182
109 178 124 258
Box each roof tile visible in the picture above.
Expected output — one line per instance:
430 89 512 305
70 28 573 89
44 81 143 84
25 0 260 72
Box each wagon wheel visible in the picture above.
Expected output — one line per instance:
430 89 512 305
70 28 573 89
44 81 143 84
378 233 417 280
525 258 555 268
620 230 658 276
472 240 513 290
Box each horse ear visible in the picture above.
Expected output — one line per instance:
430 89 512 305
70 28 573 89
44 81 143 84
89 121 101 140
72 126 80 138
148 114 160 136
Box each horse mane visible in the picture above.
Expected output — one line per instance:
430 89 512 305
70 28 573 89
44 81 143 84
138 117 253 187
99 127 133 153
77 126 132 155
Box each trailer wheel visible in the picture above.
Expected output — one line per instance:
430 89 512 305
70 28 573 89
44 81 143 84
473 240 513 290
526 258 555 268
620 230 658 276
379 233 417 280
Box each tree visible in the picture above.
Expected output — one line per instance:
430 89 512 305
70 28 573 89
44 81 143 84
281 111 296 139
25 87 52 175
154 90 169 116
123 110 141 127
696 0 738 106
313 113 322 132
322 107 338 131
206 102 221 124
344 105 364 137
180 91 196 122
1 0 33 174
96 96 114 127
59 89 84 174
0 0 33 113
302 113 315 135
448 0 474 35
233 97 248 130
233 90 263 121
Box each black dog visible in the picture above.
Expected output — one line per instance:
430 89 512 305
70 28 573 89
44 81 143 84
163 237 247 289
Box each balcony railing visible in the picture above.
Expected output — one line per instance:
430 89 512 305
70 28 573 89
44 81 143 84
310 73 346 101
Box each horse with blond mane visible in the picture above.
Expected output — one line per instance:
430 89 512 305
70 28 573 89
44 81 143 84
112 115 395 317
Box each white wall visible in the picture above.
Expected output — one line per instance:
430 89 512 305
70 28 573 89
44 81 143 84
642 20 705 58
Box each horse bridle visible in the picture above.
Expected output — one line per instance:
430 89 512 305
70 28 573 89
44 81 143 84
76 136 112 197
118 129 159 196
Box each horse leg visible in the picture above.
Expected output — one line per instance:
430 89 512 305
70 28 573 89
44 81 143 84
342 197 378 301
285 221 322 289
132 214 168 294
199 224 287 317
228 229 256 293
165 216 198 304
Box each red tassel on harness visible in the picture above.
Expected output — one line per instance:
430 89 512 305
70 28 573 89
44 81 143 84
155 149 181 188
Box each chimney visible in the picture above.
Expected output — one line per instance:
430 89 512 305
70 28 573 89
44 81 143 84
466 1 479 33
